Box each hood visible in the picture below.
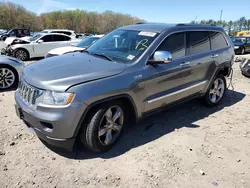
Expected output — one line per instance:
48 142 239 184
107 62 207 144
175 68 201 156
4 37 30 45
23 52 126 91
48 46 85 55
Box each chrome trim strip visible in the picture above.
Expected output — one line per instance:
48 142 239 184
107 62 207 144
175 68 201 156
147 80 207 103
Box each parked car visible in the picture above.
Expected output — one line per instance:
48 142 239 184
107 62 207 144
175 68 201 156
0 55 23 91
15 23 234 152
1 33 80 61
45 35 104 58
40 29 79 38
0 29 30 41
240 58 250 77
231 36 250 54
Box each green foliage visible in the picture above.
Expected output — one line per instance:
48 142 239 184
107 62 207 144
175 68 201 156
0 2 144 33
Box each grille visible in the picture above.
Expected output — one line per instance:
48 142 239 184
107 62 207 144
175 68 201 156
18 81 43 105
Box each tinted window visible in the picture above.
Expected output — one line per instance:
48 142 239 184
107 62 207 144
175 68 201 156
187 31 210 55
247 38 250 43
210 32 228 50
157 32 186 59
41 35 53 42
53 35 67 41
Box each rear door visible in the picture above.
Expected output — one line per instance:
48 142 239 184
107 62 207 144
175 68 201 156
185 31 214 90
50 34 72 49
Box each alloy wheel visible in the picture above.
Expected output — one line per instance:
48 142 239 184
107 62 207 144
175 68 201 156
209 78 225 103
98 105 124 146
15 50 27 61
0 68 15 89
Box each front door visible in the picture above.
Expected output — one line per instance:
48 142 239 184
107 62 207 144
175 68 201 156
143 32 195 112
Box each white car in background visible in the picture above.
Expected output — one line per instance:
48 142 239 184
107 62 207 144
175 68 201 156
45 34 104 58
3 33 81 61
40 29 78 38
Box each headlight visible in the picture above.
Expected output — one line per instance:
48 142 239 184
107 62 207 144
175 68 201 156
234 46 239 49
36 91 75 106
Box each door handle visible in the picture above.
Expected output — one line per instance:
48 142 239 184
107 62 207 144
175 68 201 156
180 62 190 66
211 54 219 58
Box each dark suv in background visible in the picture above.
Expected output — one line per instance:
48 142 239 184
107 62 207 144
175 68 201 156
15 23 234 152
0 28 30 41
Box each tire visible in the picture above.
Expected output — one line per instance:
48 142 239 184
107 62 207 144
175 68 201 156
14 49 29 61
2 37 6 41
241 48 245 55
0 65 18 91
79 101 126 152
203 74 226 106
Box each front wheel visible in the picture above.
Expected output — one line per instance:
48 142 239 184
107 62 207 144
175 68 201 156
0 65 18 90
14 49 29 61
80 102 126 152
203 74 226 106
241 48 245 55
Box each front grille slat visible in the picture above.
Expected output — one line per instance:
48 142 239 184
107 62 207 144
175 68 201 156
18 81 42 105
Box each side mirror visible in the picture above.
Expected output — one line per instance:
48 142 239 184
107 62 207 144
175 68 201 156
37 40 43 43
148 51 172 65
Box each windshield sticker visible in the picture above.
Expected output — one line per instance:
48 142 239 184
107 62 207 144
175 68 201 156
127 55 135 60
138 31 157 37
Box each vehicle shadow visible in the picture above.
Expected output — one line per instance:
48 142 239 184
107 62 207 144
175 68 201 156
44 89 245 159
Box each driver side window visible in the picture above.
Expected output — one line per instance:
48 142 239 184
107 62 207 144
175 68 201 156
157 32 186 59
41 35 53 42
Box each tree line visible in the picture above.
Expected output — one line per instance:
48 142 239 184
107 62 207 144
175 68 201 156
193 17 250 35
1 1 250 35
0 1 144 33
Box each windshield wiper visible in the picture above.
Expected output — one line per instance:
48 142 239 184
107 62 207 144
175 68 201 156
91 52 114 61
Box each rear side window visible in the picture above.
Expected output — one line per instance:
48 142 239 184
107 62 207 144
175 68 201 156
23 30 30 36
210 32 228 50
157 32 186 59
187 31 210 55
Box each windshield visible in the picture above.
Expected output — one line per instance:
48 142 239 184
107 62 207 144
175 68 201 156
77 37 99 48
87 29 158 63
30 33 43 41
231 37 246 44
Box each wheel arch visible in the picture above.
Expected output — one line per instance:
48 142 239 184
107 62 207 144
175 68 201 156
14 47 30 60
73 94 138 138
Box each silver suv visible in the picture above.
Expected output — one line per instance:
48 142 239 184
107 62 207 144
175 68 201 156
15 24 234 152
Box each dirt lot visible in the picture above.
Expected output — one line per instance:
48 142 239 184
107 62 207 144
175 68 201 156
0 44 250 188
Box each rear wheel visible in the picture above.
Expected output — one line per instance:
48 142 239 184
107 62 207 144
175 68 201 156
14 49 29 61
0 65 18 90
203 74 226 106
80 101 126 152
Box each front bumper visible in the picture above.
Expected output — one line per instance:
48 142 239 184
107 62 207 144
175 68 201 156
15 91 87 150
1 46 14 56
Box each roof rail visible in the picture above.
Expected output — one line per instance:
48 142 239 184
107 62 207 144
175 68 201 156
176 23 217 27
135 22 145 25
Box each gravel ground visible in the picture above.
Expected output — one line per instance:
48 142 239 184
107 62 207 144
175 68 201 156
0 41 250 188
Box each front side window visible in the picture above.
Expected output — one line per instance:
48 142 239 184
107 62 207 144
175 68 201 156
187 31 210 55
157 32 186 59
210 32 228 50
87 29 159 63
41 35 53 42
